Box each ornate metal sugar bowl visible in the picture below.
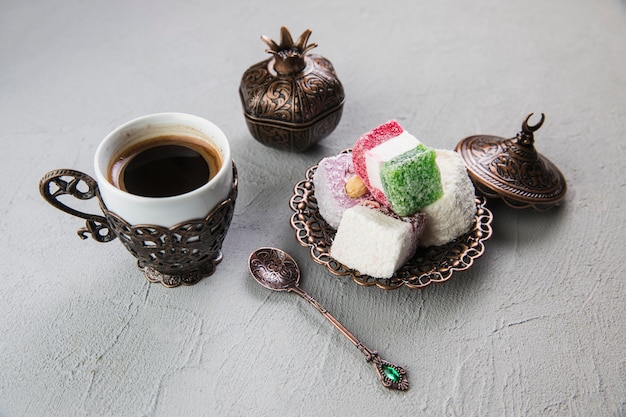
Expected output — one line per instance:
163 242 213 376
239 26 345 152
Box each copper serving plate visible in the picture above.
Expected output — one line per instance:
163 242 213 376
289 150 493 290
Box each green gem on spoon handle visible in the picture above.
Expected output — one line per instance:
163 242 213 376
248 247 409 391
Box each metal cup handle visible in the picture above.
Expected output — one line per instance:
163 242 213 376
39 169 116 242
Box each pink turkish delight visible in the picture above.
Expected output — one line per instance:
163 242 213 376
352 120 405 206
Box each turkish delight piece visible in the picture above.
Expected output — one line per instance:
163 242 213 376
419 149 477 247
330 203 426 278
314 153 371 229
352 120 406 206
379 143 444 216
365 131 422 194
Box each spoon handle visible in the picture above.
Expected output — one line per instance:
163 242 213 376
291 285 409 391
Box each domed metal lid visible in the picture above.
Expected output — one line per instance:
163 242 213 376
455 113 567 211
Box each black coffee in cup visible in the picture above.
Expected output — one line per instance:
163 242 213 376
108 135 222 198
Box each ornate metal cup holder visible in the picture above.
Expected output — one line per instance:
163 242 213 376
39 163 238 288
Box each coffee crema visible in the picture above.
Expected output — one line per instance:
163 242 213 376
108 135 222 198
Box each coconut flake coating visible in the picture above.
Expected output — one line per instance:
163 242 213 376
419 149 477 247
330 203 426 278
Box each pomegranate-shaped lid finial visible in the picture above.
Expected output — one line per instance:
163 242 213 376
261 26 317 75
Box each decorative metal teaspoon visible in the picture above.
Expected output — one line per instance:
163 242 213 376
248 247 409 391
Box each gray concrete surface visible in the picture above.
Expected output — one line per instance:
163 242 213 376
1 0 624 416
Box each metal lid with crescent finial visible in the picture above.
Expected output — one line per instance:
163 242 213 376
455 113 567 211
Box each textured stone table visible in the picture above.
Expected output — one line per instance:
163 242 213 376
1 0 624 416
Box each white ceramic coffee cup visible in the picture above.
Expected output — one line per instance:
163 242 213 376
94 113 233 227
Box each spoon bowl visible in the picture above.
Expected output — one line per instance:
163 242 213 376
249 247 300 291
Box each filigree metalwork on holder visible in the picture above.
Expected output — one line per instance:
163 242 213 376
39 164 238 287
105 177 237 287
39 169 116 242
288 150 493 290
456 113 567 211
239 27 345 152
